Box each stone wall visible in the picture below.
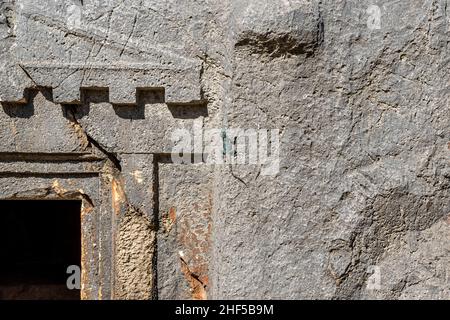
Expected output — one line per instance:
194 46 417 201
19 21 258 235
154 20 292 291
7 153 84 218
0 0 449 299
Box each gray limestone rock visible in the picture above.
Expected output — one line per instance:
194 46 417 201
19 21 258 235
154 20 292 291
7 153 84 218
0 0 449 300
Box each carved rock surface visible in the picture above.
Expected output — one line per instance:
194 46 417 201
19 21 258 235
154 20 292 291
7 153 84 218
0 0 449 300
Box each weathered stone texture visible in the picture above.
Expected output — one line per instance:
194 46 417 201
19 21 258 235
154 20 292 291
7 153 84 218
0 0 449 300
115 207 156 300
158 163 213 300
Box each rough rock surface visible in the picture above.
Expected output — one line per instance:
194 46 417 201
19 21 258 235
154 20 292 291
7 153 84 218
0 0 449 300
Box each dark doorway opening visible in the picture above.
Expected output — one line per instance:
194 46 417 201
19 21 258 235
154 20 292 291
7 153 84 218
0 200 81 300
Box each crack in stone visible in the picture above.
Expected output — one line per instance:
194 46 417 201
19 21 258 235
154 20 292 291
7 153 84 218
65 105 122 171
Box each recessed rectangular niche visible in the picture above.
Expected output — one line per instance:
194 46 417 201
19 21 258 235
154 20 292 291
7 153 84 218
0 200 81 300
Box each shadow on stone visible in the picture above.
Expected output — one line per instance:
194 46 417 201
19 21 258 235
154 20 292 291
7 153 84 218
1 101 34 118
0 88 45 118
111 88 165 120
66 88 111 119
81 88 110 104
112 104 145 120
137 88 165 105
167 103 208 119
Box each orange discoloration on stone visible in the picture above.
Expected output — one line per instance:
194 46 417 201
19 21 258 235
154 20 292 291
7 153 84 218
162 207 177 233
177 192 213 300
111 177 126 214
169 206 176 222
68 119 90 150
51 180 64 194
80 235 89 300
80 197 95 300
180 257 208 300
81 202 93 217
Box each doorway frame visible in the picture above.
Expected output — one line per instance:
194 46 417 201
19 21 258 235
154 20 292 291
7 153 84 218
0 152 112 300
